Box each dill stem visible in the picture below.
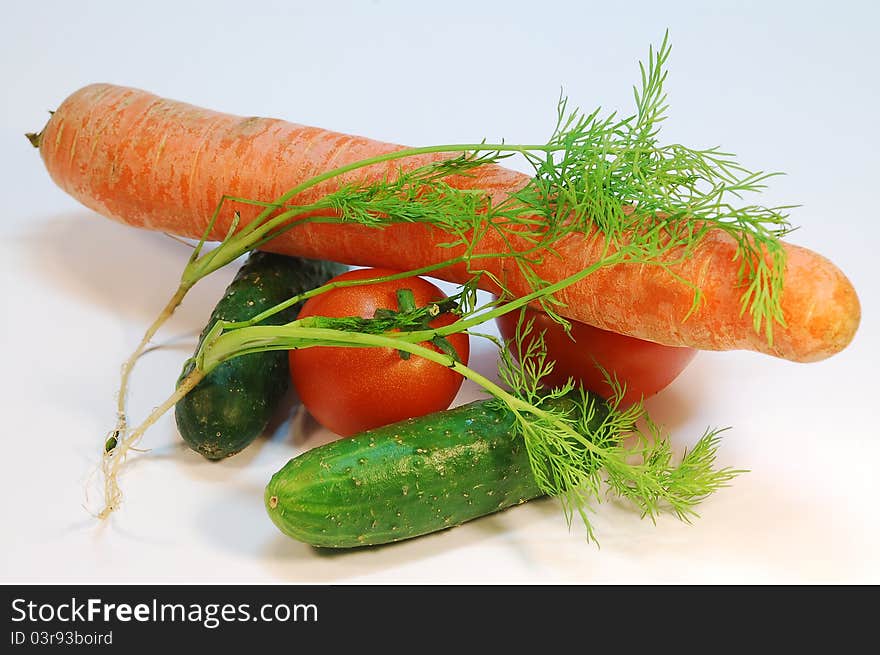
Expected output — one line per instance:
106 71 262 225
250 143 548 225
445 362 606 458
215 257 472 331
443 254 621 334
179 141 550 289
212 233 624 351
199 324 605 458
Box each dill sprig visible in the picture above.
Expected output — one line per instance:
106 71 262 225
500 32 795 334
102 32 770 528
227 31 794 336
170 32 794 341
494 313 742 541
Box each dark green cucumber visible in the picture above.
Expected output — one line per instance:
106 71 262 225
175 252 345 460
265 394 610 548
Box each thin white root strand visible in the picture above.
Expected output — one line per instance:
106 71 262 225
112 286 188 444
98 368 205 520
98 285 191 520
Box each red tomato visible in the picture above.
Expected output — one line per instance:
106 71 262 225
495 307 696 408
290 268 470 436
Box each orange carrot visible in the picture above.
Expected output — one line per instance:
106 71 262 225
33 83 860 363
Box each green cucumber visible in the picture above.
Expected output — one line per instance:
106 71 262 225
265 394 610 547
175 252 346 460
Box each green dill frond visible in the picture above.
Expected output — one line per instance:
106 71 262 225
494 311 743 542
503 31 794 340
195 32 794 342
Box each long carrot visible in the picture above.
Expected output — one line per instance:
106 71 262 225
33 83 860 363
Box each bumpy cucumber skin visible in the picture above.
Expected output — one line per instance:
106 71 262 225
175 252 345 460
265 395 609 548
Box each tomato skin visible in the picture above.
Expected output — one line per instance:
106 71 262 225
289 268 470 436
495 307 696 408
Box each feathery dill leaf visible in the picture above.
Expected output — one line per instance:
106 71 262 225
499 31 794 338
494 313 743 542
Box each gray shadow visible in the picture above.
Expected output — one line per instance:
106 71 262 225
18 210 235 330
19 209 720 577
194 483 561 583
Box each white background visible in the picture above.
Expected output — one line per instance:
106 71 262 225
2 0 878 583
